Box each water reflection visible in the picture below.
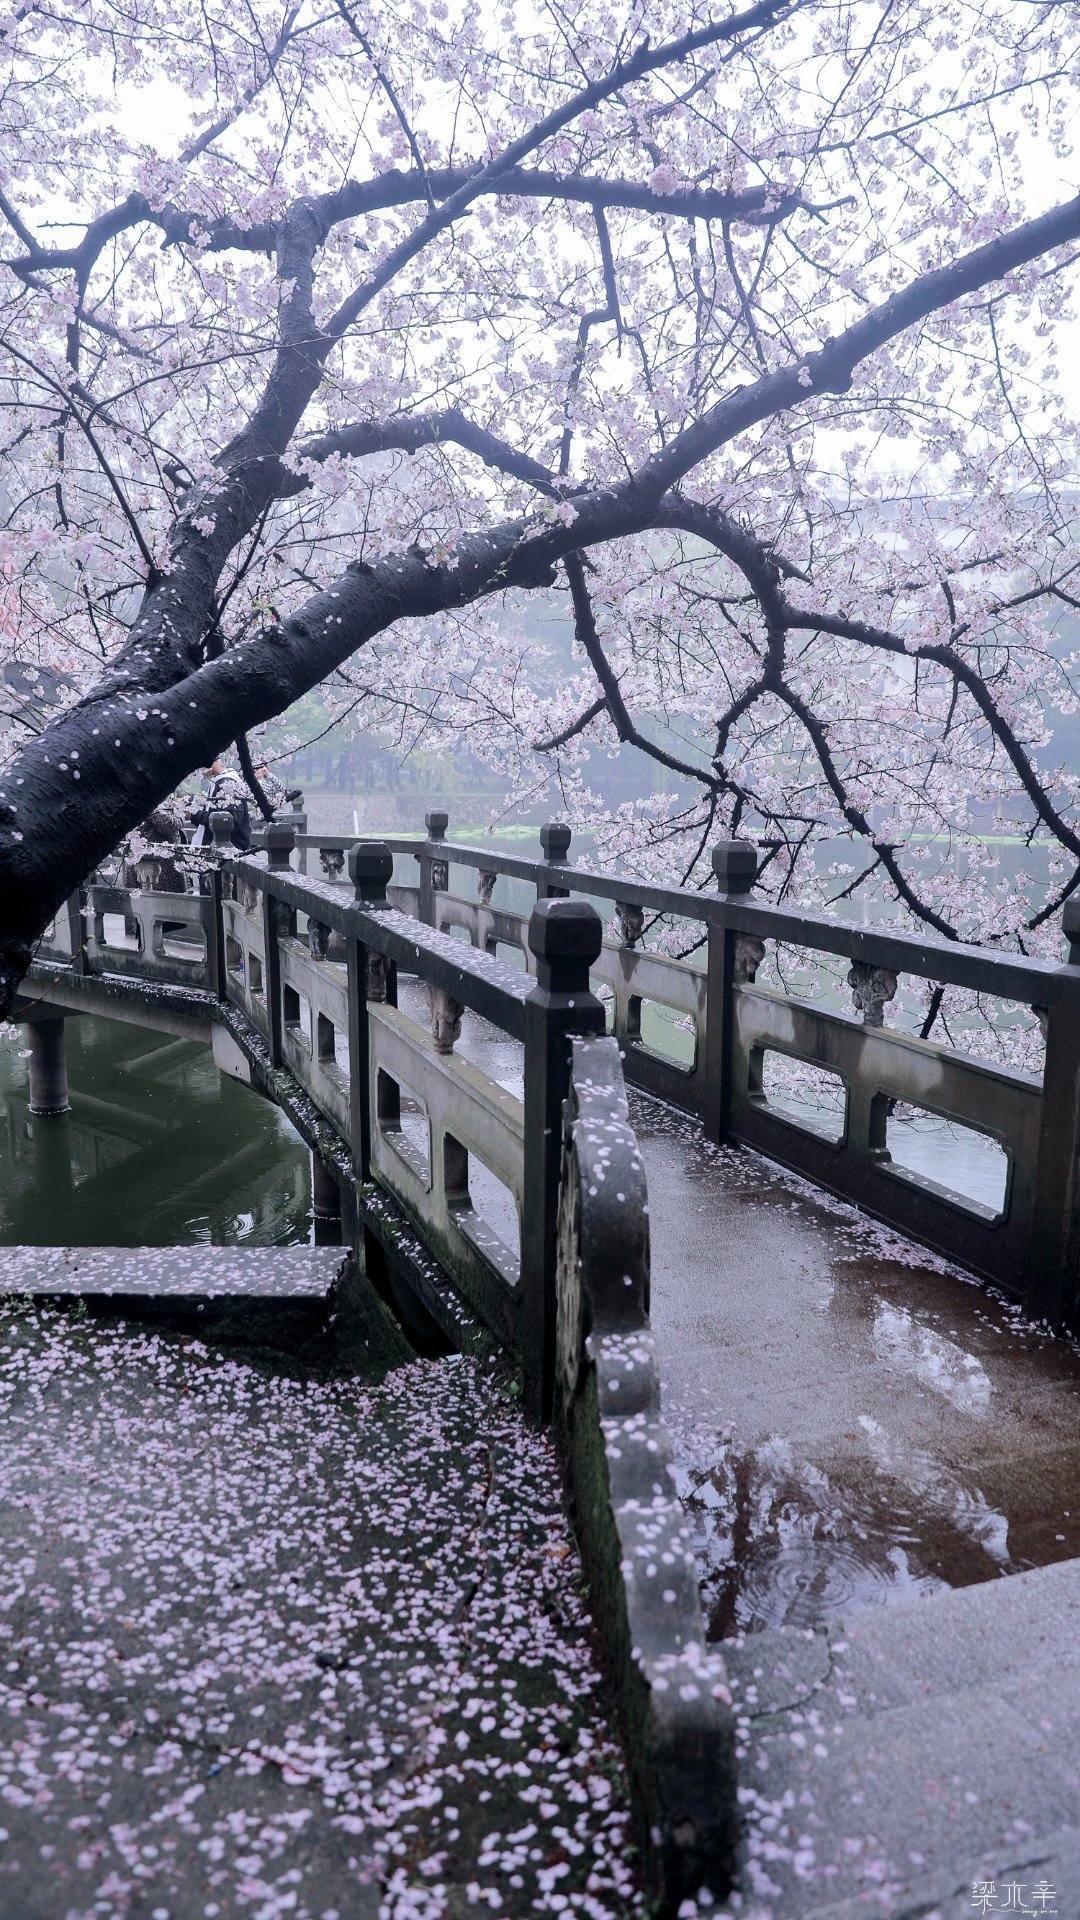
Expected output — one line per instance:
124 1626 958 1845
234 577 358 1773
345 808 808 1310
1 1017 313 1248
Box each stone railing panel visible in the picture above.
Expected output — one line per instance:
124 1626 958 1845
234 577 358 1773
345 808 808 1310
367 1000 524 1347
733 983 1042 1285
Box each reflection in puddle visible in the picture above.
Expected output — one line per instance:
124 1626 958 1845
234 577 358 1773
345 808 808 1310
679 1426 1020 1639
872 1303 992 1413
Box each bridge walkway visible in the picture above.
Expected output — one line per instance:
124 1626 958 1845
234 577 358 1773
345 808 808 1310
434 986 1080 1918
18 819 1080 1916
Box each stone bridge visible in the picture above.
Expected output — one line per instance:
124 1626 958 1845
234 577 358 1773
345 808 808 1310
9 811 1080 1919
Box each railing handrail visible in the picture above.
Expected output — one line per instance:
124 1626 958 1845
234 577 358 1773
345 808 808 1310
231 856 535 1037
294 829 1080 1008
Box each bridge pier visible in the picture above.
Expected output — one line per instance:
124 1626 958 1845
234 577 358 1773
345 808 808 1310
27 1016 71 1116
310 1151 342 1243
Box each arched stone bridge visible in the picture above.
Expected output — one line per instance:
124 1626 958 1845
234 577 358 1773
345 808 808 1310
13 810 1080 1917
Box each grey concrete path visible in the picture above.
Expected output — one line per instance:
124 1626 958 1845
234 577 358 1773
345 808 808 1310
0 1301 639 1920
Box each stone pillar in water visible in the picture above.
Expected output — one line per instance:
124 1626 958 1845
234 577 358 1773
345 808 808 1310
27 1017 71 1116
311 1151 342 1244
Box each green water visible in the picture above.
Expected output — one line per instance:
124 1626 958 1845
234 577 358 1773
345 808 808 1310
0 1017 313 1248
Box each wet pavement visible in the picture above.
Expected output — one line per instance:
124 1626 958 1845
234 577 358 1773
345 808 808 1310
405 985 1080 1646
637 1095 1080 1643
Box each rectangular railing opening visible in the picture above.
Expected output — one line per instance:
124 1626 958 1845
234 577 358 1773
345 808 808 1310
282 985 312 1054
444 1132 520 1289
751 1048 848 1145
487 937 527 970
628 994 698 1071
159 922 207 964
316 1011 350 1078
377 1068 432 1185
878 1100 1010 1221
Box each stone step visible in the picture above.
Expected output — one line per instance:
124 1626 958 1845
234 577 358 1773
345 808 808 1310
0 1244 351 1357
0 1243 347 1299
725 1554 1080 1725
800 1825 1079 1919
726 1564 1080 1917
740 1665 1080 1913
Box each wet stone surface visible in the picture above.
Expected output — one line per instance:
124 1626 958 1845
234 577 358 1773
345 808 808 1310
0 1306 639 1919
395 986 1080 1643
0 1245 345 1298
636 1093 1080 1641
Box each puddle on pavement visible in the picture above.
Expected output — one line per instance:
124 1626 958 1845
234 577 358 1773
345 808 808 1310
630 1088 1080 1642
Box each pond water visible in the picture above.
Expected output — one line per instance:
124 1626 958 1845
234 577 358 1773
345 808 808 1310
0 1016 314 1249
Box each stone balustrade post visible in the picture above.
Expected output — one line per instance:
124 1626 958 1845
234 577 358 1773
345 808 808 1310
418 809 448 923
848 962 898 1027
209 810 234 854
704 837 760 1145
347 842 395 1179
613 900 644 948
261 823 294 1067
203 811 235 997
521 897 605 1420
537 821 572 900
430 989 464 1054
1025 897 1080 1321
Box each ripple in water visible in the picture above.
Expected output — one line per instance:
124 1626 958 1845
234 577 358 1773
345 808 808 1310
732 1536 942 1634
684 1438 953 1639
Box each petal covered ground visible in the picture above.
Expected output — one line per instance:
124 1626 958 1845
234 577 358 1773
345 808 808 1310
0 1305 640 1919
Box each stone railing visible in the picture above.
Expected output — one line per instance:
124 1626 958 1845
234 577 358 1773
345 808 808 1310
292 809 1080 1330
30 818 728 1910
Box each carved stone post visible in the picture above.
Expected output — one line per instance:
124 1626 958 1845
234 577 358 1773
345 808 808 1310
612 901 645 1042
430 988 464 1054
614 900 644 948
319 846 346 883
26 1016 70 1116
347 842 395 1179
418 809 448 923
210 810 234 854
261 823 294 1067
477 868 497 905
703 837 760 1144
204 810 233 997
266 822 295 872
1025 898 1080 1323
538 821 572 900
848 961 898 1027
522 898 605 1421
734 934 766 984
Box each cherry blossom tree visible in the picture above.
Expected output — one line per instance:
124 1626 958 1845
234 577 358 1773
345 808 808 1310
1 0 1078 1016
